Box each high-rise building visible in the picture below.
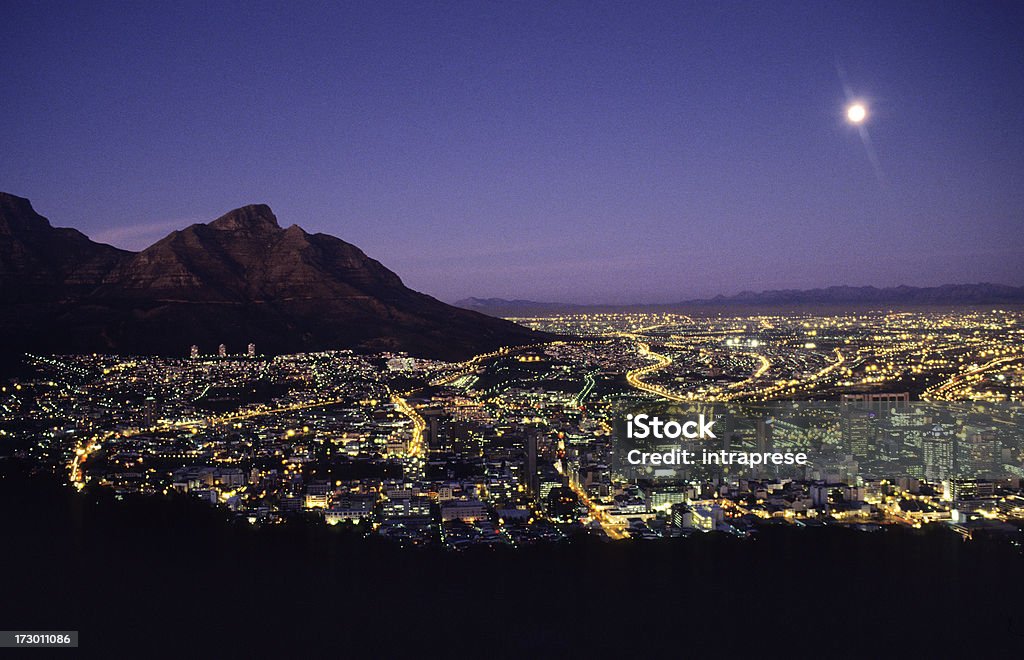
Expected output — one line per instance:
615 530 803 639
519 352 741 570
810 483 829 509
421 409 444 452
143 396 158 427
218 343 227 358
924 424 956 482
839 394 900 458
247 343 256 358
950 479 996 501
841 392 909 415
756 416 773 453
526 433 539 499
843 408 875 458
189 345 199 359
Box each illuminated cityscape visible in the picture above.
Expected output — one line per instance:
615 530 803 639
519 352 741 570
4 310 1022 550
3 2 1023 651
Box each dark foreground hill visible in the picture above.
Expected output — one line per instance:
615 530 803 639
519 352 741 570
1 461 1022 657
0 192 546 362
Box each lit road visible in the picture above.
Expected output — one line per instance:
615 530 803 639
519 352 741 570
68 393 361 485
726 353 771 391
924 355 1020 400
574 372 596 406
568 479 628 540
727 347 844 401
432 341 556 386
625 341 689 402
391 392 426 460
798 347 844 389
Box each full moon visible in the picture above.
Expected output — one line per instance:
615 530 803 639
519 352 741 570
847 103 867 124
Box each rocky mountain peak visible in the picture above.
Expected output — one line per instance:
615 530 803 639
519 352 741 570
0 192 52 235
208 204 281 232
0 193 547 360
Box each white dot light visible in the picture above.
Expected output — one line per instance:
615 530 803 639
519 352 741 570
847 103 867 124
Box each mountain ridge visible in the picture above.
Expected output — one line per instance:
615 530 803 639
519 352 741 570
457 283 1024 316
0 192 546 361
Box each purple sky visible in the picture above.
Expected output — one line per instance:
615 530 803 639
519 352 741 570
2 2 1022 304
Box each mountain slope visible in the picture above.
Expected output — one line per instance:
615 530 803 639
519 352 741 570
0 193 547 361
0 193 130 302
456 297 595 316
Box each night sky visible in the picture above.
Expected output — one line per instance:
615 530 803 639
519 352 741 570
2 2 1022 303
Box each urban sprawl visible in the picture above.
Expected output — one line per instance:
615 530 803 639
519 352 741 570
3 310 1023 548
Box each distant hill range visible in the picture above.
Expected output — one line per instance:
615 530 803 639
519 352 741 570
457 283 1024 316
0 192 546 362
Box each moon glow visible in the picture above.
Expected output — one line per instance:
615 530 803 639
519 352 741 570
847 103 867 124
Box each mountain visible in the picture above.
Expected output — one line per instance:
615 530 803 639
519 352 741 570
0 193 129 302
458 283 1024 316
0 193 547 361
679 283 1024 308
455 297 594 317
